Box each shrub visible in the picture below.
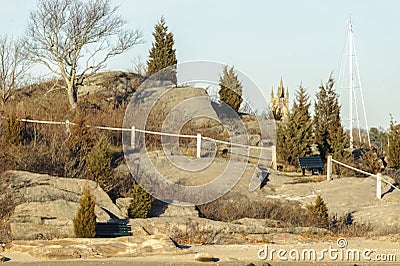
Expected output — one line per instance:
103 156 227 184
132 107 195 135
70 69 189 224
329 212 371 236
73 186 96 238
1 116 22 145
388 116 400 168
306 195 329 228
65 114 95 178
86 136 113 191
357 149 382 175
127 184 154 219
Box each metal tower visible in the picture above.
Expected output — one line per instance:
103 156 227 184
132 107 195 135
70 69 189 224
338 20 371 149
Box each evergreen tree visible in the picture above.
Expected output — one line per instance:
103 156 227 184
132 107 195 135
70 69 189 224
218 65 243 112
73 186 96 238
127 184 154 219
369 127 388 153
147 17 177 84
276 85 313 167
388 115 400 168
306 195 329 228
313 75 348 162
86 136 113 192
1 115 22 145
276 121 293 167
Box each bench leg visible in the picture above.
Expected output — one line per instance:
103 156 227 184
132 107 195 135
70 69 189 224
302 169 305 176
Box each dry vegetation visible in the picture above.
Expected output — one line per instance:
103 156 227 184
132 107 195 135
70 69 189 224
0 72 142 191
196 194 371 241
0 73 380 244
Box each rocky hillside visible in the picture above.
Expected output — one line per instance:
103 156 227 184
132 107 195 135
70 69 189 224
6 71 143 117
1 171 124 240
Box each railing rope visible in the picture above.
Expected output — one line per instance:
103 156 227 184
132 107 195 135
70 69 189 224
1 116 274 159
328 156 400 200
331 158 377 177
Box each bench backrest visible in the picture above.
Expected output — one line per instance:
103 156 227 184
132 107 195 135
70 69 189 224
95 221 132 237
297 156 323 169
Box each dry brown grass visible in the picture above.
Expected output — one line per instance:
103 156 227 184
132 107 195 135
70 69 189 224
198 196 309 227
0 73 139 199
197 194 372 238
165 218 222 245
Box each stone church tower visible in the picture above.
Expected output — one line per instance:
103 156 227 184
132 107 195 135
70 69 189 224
270 78 289 121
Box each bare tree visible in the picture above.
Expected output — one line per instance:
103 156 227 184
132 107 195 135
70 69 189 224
0 36 27 109
25 0 143 109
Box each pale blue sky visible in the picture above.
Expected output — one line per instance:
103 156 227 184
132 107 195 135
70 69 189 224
1 0 399 128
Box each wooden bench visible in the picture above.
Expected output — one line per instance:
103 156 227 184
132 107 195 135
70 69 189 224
297 156 324 176
95 220 132 237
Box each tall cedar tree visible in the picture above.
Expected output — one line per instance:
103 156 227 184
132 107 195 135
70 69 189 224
388 115 400 168
313 75 348 162
218 65 243 112
277 86 313 167
147 17 177 84
86 136 113 192
73 186 96 238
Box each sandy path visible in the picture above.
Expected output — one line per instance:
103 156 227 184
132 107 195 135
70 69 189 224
3 236 400 265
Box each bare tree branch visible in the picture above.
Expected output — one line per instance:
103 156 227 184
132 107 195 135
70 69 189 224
25 0 143 109
0 36 29 109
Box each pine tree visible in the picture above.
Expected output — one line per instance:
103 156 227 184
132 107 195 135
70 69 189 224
147 17 177 84
288 85 313 164
86 136 113 192
127 184 154 219
218 65 243 112
276 121 293 166
276 85 312 167
388 115 400 168
313 75 349 162
73 186 96 238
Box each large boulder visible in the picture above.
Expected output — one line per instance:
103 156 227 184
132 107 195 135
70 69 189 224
1 171 124 240
149 199 199 218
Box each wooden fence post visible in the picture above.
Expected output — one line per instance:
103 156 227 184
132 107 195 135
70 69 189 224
271 145 277 170
376 173 382 199
131 126 136 148
327 155 333 181
65 120 70 137
196 133 201 158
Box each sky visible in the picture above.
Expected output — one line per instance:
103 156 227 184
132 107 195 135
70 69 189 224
0 0 399 129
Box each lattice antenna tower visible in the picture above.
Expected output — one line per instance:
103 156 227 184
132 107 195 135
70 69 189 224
338 19 371 149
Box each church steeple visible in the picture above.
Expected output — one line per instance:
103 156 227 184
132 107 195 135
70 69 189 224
277 77 284 98
285 87 289 104
270 77 289 121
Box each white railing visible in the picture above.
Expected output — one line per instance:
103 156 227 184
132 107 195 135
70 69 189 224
0 116 276 166
326 155 400 199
